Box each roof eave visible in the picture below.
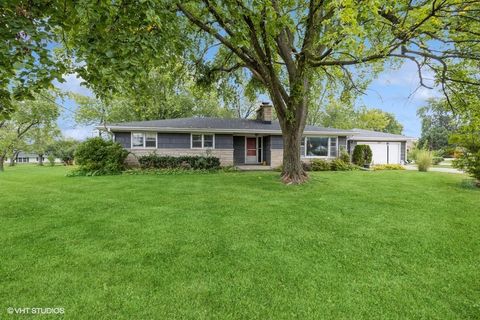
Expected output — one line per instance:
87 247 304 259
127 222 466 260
349 136 415 141
101 125 353 136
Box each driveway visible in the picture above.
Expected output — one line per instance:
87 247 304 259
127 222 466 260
405 165 464 174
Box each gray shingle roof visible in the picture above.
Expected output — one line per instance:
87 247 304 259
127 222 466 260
105 117 413 139
106 117 351 134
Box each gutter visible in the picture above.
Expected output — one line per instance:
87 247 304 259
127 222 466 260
348 136 416 141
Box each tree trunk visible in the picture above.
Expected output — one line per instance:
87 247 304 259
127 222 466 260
38 154 44 166
0 156 4 172
272 71 310 184
9 156 15 167
280 126 308 184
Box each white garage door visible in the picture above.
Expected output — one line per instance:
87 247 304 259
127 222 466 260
358 142 401 165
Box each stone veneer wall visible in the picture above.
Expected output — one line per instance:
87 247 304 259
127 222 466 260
270 149 283 168
126 148 234 167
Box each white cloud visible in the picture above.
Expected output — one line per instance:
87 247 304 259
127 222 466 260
62 126 96 141
53 73 93 97
411 86 441 101
375 61 436 88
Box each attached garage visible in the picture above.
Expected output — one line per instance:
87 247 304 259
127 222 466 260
348 129 413 165
356 141 402 165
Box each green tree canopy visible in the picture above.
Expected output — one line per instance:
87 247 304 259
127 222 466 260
59 0 480 183
418 99 461 150
0 1 68 118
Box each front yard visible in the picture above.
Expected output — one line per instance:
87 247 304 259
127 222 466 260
0 166 479 319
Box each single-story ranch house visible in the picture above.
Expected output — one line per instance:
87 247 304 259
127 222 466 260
3 152 62 165
102 103 414 167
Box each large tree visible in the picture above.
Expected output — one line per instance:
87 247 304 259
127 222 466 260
418 99 461 150
59 0 480 183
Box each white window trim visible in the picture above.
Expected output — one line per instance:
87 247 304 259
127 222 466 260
190 133 215 149
131 132 157 149
303 136 336 158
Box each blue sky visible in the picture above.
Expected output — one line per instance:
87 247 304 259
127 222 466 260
53 60 439 140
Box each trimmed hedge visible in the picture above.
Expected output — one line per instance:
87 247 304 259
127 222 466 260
309 159 358 171
138 154 221 170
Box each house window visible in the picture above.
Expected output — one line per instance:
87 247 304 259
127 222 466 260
132 132 157 148
191 134 215 149
305 137 334 157
145 133 157 148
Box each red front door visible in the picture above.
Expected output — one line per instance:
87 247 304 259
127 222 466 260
246 137 257 163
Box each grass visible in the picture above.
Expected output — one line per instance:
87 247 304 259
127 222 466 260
1 165 479 319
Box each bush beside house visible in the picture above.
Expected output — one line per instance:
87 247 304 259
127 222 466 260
138 154 221 170
74 137 129 175
352 145 373 167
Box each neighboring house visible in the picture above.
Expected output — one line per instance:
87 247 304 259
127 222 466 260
4 152 62 164
101 103 414 167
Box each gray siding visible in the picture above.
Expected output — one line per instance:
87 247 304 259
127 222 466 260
401 141 406 162
114 132 131 148
263 136 271 165
233 136 245 165
338 136 347 154
157 133 190 148
271 135 283 149
215 134 233 149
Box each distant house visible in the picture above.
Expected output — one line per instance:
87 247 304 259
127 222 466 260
4 152 62 164
101 103 414 167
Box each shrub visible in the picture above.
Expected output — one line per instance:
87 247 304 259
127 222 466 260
408 147 419 162
330 159 356 171
47 154 55 166
74 137 129 175
432 156 444 165
137 154 221 170
352 145 373 167
416 150 433 172
338 147 351 163
310 159 331 171
302 161 312 171
372 164 405 171
451 127 480 186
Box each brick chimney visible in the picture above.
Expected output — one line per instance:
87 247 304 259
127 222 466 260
256 102 273 123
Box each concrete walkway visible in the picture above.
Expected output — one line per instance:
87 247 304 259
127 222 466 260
405 165 464 174
236 165 274 171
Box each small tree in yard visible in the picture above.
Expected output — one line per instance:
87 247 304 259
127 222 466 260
49 139 79 165
28 124 60 166
74 137 129 175
352 145 372 167
47 154 56 166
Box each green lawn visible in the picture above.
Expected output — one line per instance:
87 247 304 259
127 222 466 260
1 166 479 319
